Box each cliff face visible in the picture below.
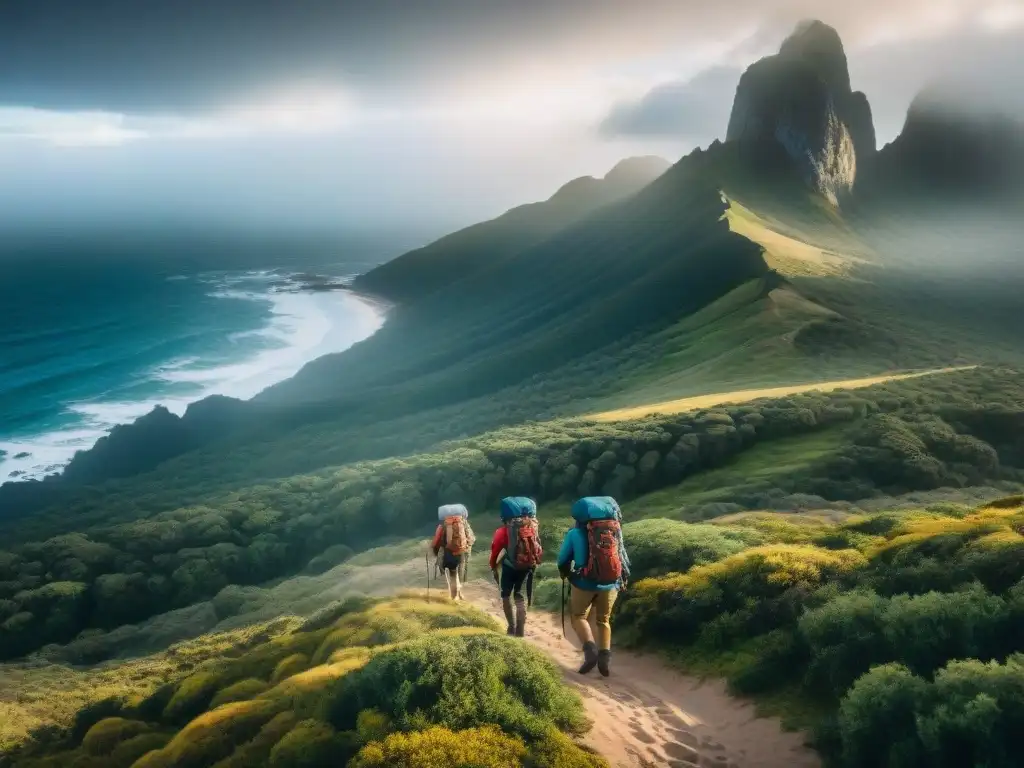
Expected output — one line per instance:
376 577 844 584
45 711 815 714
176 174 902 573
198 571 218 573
727 20 875 205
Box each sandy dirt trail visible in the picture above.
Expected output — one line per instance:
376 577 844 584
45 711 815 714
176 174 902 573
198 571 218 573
590 366 975 422
464 581 820 768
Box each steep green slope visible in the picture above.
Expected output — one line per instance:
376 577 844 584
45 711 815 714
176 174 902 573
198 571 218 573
353 155 669 304
4 595 604 767
260 145 767 408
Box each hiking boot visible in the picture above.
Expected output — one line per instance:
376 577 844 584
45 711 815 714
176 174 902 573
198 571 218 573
598 650 612 677
501 597 515 636
578 642 599 675
514 599 526 638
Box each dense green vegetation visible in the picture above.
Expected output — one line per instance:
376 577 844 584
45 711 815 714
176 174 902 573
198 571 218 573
3 368 1021 661
3 60 1024 767
4 595 605 768
543 499 1023 767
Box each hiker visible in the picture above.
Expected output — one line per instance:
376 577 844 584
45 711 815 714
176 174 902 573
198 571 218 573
557 496 631 677
431 504 475 600
489 497 543 637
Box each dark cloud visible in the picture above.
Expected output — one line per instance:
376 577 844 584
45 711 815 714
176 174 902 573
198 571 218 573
599 67 741 141
0 0 1016 115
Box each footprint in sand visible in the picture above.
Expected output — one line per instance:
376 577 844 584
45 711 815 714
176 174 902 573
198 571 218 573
658 711 694 732
630 725 656 744
664 740 700 763
667 728 700 748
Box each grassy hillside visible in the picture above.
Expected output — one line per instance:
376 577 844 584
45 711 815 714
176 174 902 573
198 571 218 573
3 366 1022 662
520 495 1024 767
3 594 605 768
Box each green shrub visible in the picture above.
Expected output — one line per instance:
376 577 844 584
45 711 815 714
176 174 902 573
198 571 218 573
109 732 172 768
81 717 152 755
271 654 311 684
917 655 1024 767
837 663 929 767
213 711 298 767
351 725 526 768
837 656 1024 768
141 699 280 768
802 584 1010 699
620 519 759 579
323 633 587 740
622 544 865 644
527 726 609 768
800 591 889 698
355 709 392 742
162 671 223 724
268 719 347 768
209 678 269 709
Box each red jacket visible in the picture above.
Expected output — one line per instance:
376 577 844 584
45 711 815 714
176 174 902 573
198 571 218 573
488 526 509 570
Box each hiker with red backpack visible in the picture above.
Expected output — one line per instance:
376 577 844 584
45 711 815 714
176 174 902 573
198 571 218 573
488 497 543 637
431 504 476 601
557 496 631 676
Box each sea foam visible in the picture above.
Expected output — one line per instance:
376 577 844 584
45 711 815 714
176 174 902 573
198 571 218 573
0 271 383 482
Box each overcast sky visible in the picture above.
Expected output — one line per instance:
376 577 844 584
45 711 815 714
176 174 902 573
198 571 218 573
0 0 1020 234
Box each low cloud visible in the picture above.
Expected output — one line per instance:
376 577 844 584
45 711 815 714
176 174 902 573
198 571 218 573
599 67 741 142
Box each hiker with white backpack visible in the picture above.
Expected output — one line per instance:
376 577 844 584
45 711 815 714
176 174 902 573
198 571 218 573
488 497 543 637
431 503 476 600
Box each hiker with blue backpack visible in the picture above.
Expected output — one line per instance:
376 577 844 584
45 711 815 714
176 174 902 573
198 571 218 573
557 496 631 677
489 497 544 637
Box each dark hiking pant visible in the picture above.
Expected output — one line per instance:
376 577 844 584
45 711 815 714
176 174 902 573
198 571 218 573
500 563 532 637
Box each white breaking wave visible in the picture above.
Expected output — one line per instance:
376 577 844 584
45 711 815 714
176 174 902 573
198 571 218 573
0 272 384 482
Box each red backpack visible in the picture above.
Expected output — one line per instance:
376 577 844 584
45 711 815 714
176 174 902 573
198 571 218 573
580 519 623 585
505 517 543 571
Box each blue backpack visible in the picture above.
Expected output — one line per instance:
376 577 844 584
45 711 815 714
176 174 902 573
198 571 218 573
570 497 623 585
500 497 542 571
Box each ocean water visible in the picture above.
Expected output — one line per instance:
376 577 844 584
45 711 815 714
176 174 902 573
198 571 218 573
0 258 384 483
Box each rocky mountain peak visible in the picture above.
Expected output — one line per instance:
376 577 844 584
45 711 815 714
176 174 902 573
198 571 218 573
778 19 851 94
726 19 875 205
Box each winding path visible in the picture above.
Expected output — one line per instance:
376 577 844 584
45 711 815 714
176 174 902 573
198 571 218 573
464 582 820 768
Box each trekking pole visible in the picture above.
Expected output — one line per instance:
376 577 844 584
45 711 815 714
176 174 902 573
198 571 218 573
426 549 430 603
526 569 535 608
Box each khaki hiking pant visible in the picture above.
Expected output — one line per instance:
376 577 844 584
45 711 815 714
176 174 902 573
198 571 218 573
570 586 618 651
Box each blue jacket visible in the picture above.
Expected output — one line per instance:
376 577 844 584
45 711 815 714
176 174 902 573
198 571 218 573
556 526 631 592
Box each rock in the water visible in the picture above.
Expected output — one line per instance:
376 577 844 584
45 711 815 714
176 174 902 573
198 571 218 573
726 19 874 204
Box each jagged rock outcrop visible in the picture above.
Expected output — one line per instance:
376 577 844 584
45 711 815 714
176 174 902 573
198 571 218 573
726 20 875 205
